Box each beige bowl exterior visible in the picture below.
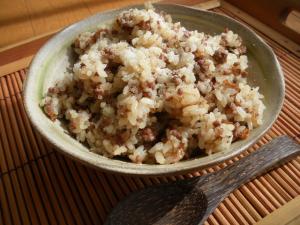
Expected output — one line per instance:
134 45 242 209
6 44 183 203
23 4 284 176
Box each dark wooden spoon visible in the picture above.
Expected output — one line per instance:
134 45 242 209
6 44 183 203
105 136 300 225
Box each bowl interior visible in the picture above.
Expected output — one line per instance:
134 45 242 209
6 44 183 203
24 4 284 176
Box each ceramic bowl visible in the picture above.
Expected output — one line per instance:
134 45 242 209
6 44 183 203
23 4 284 176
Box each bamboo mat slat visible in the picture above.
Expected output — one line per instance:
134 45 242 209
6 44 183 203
0 7 300 225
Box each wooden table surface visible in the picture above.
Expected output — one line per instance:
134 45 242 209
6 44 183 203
0 0 220 51
0 0 150 50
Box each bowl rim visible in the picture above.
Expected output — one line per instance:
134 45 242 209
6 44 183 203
23 3 285 176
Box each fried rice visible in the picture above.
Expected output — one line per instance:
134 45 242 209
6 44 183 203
41 4 265 164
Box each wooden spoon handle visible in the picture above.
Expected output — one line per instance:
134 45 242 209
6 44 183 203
203 136 300 197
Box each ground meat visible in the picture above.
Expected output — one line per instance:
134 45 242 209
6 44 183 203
142 92 151 98
219 36 227 47
171 76 181 86
213 120 221 127
236 45 247 55
159 53 168 62
141 127 156 142
105 61 120 74
103 48 114 60
194 50 205 59
116 129 131 144
118 105 129 117
232 63 241 76
177 88 183 95
223 80 240 92
224 103 237 114
213 49 227 64
240 128 249 139
48 87 60 95
91 29 108 43
169 129 182 139
183 30 191 38
137 20 151 30
94 86 104 99
241 71 248 77
99 117 112 127
111 29 118 35
214 127 223 138
197 59 210 73
116 15 135 33
146 81 155 89
44 103 57 121
233 123 249 140
184 46 191 52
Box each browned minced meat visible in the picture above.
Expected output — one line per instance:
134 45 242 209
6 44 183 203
205 92 217 103
213 49 227 64
94 85 104 99
69 120 78 132
231 62 241 76
99 116 113 127
159 53 168 63
111 29 118 35
219 28 231 47
165 143 185 159
183 30 191 38
233 123 249 140
48 87 60 95
236 45 247 55
241 71 248 77
88 123 96 129
90 29 109 43
197 59 210 73
116 16 134 33
156 20 162 29
105 60 121 75
194 50 205 59
219 36 227 47
102 48 114 60
234 98 242 106
224 103 237 114
239 128 249 139
137 20 151 31
213 120 221 127
74 29 108 52
223 80 240 92
171 76 181 86
74 38 80 48
118 105 130 117
44 103 57 121
142 92 151 98
169 129 182 139
141 81 155 97
214 127 223 138
143 81 155 89
177 88 183 95
116 129 131 144
141 127 156 142
184 46 191 52
72 81 84 98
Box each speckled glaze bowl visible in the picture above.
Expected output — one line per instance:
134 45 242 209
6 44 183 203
23 4 284 176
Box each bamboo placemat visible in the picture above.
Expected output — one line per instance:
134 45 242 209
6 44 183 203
0 6 300 225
